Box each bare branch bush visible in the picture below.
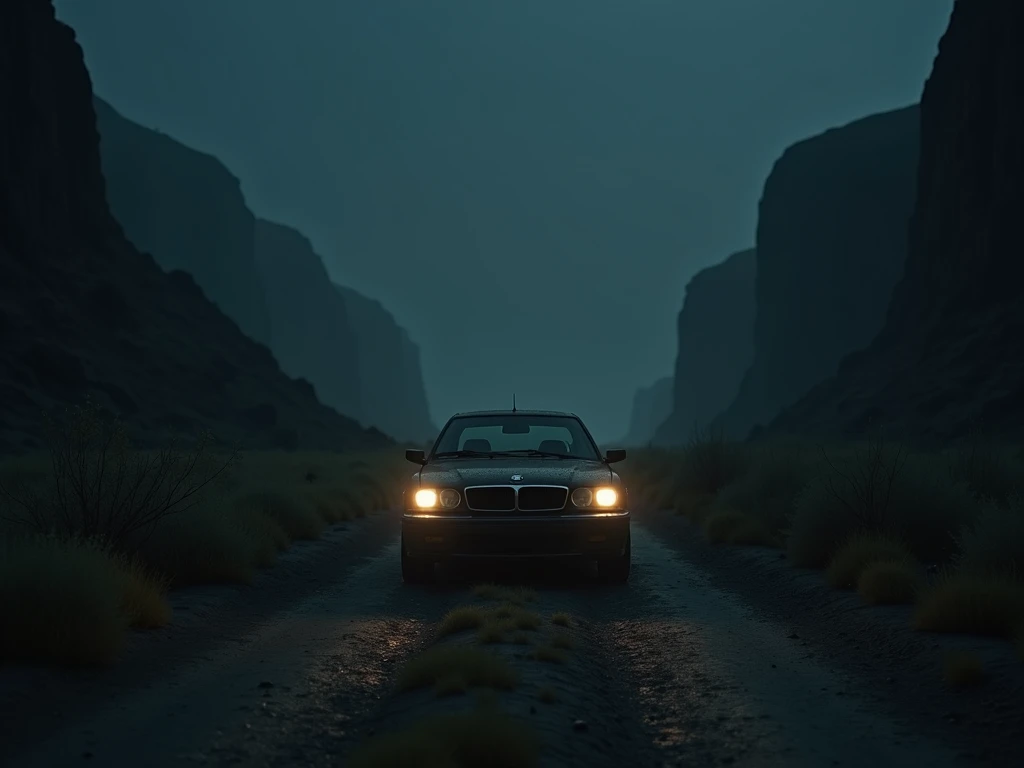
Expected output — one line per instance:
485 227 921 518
0 399 237 551
817 428 908 532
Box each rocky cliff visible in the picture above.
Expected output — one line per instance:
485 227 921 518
713 107 920 439
652 249 756 445
770 0 1024 440
252 220 361 420
0 0 387 453
93 98 271 346
620 377 673 447
335 286 437 443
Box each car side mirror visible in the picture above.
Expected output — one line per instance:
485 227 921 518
604 448 627 463
405 448 427 465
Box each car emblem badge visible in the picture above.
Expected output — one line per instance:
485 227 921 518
510 474 523 482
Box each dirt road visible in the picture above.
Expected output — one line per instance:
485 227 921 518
0 514 993 767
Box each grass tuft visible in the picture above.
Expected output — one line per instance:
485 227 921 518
825 533 914 589
0 535 128 666
349 707 540 768
914 573 1024 638
550 612 571 627
471 584 537 605
439 606 487 637
942 651 985 688
397 646 518 692
857 560 921 605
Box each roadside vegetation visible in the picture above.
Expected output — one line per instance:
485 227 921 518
350 589 579 767
0 400 404 667
627 428 1024 664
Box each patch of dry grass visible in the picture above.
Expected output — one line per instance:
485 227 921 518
0 534 171 666
440 606 487 637
914 573 1024 638
550 612 571 627
957 494 1024 579
0 432 405 667
826 533 914 589
787 439 977 568
397 646 519 693
348 706 540 768
857 560 921 605
942 651 985 688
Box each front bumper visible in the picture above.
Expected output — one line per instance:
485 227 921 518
402 511 630 560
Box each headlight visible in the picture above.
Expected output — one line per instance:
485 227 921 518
414 489 438 508
571 488 593 508
439 488 461 509
571 487 619 509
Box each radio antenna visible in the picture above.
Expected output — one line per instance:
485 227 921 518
512 393 517 412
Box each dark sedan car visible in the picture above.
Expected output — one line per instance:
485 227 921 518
401 409 630 584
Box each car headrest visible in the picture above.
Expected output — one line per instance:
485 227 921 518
538 439 569 454
462 438 492 452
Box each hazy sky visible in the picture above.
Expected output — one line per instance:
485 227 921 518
56 0 953 442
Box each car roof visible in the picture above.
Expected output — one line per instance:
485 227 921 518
448 409 579 418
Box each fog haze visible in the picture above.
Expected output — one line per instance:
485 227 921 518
56 0 953 441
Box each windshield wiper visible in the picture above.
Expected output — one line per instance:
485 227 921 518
502 449 591 460
433 449 498 459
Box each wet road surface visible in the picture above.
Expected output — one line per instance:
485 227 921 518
1 518 965 767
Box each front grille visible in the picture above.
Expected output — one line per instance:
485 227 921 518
465 486 516 512
517 486 568 512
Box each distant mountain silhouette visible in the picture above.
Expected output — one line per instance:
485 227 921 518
769 0 1024 440
252 219 362 420
653 249 756 445
94 98 272 347
0 0 388 453
712 107 920 439
619 376 673 447
335 285 437 444
91 94 435 442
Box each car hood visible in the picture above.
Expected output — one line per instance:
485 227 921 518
412 458 619 488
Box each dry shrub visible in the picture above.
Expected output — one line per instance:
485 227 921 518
714 443 817 538
948 431 1024 503
788 434 977 568
914 573 1024 638
676 427 749 498
0 533 170 666
857 560 921 605
826 533 914 589
957 494 1024 579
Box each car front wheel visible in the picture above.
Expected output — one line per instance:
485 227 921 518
597 531 631 584
401 540 434 584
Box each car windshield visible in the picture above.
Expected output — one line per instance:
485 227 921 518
432 414 601 460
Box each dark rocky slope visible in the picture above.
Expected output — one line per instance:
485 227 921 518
0 0 387 453
253 220 361 420
713 107 920 439
653 249 756 445
335 286 437 443
620 376 673 447
770 0 1024 440
94 98 271 346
